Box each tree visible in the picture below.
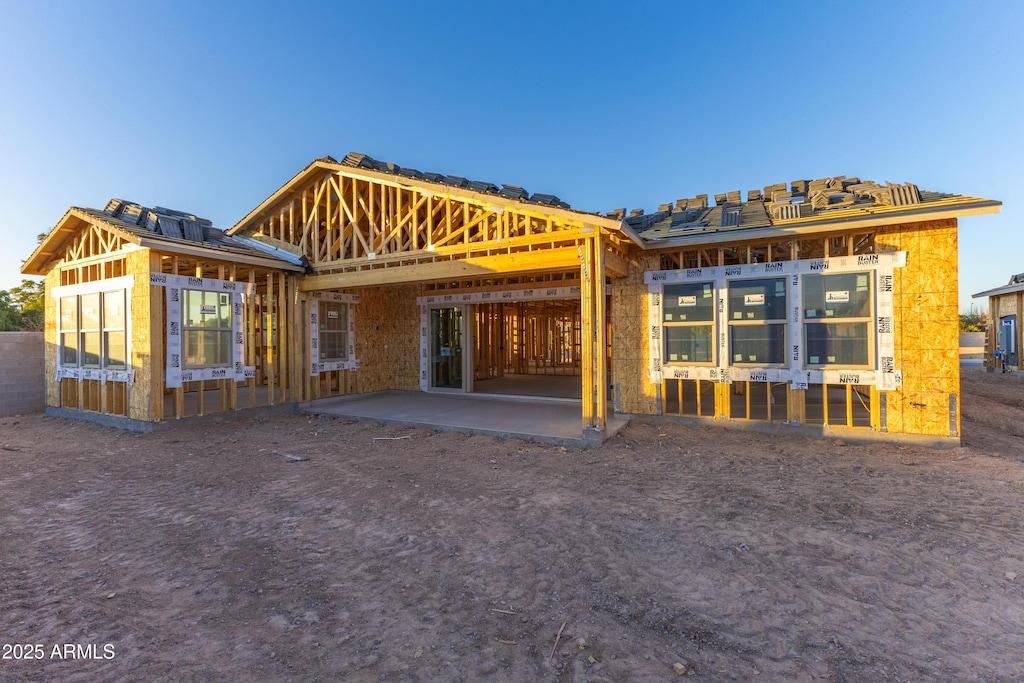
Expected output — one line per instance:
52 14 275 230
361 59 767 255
0 289 22 331
959 310 989 333
0 279 44 331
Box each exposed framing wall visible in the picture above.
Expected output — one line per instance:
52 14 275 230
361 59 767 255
47 251 144 420
985 291 1024 372
42 227 302 425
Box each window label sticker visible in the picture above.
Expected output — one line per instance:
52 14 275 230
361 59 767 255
744 293 765 306
679 295 697 307
825 290 850 303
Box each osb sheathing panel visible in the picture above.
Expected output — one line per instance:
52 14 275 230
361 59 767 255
877 219 959 437
44 268 61 408
611 252 661 415
127 249 154 421
992 294 1017 319
354 283 424 393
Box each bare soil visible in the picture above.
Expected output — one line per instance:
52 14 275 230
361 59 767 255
2 368 1023 682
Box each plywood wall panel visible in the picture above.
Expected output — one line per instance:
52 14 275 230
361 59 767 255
879 219 959 438
44 268 61 408
354 283 424 393
992 295 1016 319
127 249 154 421
611 252 660 415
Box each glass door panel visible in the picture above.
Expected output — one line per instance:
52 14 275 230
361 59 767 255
430 307 463 389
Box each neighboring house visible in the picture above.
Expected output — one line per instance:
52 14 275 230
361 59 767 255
973 273 1024 372
22 154 1001 444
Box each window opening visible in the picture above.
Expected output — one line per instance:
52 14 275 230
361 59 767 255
183 289 232 368
662 282 715 365
319 301 348 362
60 296 79 367
80 292 101 367
102 290 126 368
58 289 128 370
727 278 787 365
803 272 873 368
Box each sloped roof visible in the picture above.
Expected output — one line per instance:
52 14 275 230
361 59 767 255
337 152 571 209
231 158 998 251
625 176 1001 247
22 200 306 275
973 272 1024 299
227 153 636 243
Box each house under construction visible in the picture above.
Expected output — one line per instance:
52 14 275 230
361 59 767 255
22 153 1001 445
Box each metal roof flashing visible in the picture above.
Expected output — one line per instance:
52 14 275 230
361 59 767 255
231 234 308 268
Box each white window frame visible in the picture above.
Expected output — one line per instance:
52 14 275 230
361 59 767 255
726 276 788 368
801 271 875 370
645 252 905 390
153 273 254 388
661 281 716 367
318 300 349 363
308 291 359 375
53 275 134 383
181 288 234 369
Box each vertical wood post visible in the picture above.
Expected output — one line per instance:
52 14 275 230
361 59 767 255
580 237 594 430
229 264 238 412
278 271 288 401
247 268 257 407
196 264 205 416
593 234 608 430
150 252 164 421
173 256 184 418
267 272 276 404
218 264 228 413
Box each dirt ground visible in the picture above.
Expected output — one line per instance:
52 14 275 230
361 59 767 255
1 368 1023 683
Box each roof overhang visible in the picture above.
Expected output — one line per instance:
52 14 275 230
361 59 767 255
973 282 1024 299
22 209 92 275
23 207 304 276
132 234 306 272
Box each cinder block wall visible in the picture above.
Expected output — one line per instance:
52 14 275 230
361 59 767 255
0 332 45 416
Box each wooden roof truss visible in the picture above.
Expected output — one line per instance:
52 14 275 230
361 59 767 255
239 168 630 289
62 221 130 262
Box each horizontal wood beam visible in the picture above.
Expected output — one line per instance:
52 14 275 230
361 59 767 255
298 246 583 291
309 228 590 271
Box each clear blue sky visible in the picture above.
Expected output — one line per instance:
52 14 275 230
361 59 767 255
1 0 1020 312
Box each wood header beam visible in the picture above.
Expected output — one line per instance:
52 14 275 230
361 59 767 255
298 246 583 290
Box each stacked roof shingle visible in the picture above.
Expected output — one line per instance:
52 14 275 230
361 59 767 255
339 152 571 209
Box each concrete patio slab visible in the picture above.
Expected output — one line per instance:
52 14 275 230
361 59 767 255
301 390 629 447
